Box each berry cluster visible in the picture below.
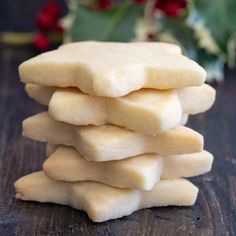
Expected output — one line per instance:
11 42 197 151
92 0 113 11
34 1 63 52
90 0 187 42
33 0 187 51
154 0 187 17
92 0 187 17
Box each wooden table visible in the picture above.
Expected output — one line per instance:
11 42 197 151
0 47 235 236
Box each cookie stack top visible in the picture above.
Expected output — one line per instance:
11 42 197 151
19 41 206 97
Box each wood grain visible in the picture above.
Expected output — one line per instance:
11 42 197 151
0 47 235 236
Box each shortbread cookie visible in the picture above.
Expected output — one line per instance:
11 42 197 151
25 84 215 115
50 88 182 135
61 41 182 55
23 112 203 161
181 114 189 126
25 84 215 135
25 83 189 126
178 85 216 114
25 84 55 106
43 146 213 190
15 171 198 222
19 41 206 97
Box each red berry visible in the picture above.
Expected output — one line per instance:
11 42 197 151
36 12 56 31
161 4 181 16
43 2 62 20
100 0 112 10
93 0 112 11
155 0 187 17
33 34 51 52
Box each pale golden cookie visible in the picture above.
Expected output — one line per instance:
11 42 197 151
25 84 215 135
61 41 182 55
19 41 206 97
43 146 213 190
23 112 203 161
15 171 198 222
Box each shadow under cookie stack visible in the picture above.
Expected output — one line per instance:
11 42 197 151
15 41 215 222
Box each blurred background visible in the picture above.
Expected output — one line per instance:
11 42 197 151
0 0 235 81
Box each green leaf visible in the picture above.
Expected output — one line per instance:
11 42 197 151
196 49 224 82
191 0 236 64
157 16 224 81
67 4 144 42
157 16 199 58
186 9 221 56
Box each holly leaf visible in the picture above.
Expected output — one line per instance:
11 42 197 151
157 16 199 58
67 4 144 42
157 16 224 81
196 49 224 82
191 0 236 64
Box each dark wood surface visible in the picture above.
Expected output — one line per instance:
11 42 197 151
0 47 235 236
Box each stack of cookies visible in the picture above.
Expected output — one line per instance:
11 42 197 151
15 41 215 222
